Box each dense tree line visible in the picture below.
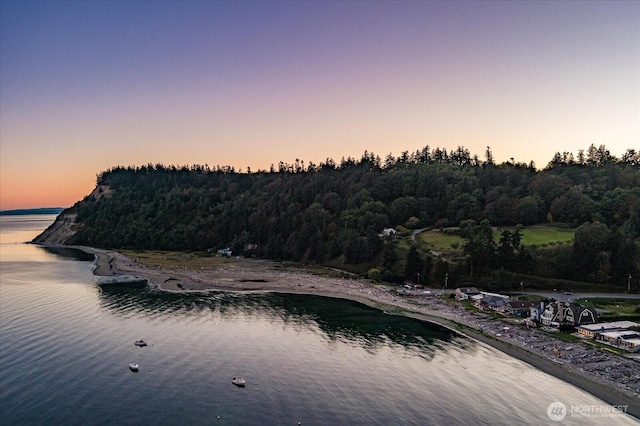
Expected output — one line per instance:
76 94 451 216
62 144 640 288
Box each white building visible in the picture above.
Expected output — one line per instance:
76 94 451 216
379 228 398 237
577 321 639 339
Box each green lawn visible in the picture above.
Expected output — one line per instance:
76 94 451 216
416 230 461 250
573 298 640 317
507 226 574 247
416 225 574 251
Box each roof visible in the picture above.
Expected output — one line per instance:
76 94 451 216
482 296 506 305
507 301 542 309
601 330 640 339
609 321 639 328
578 321 639 332
456 287 479 293
480 291 509 299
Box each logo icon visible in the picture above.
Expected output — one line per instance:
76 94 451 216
547 401 567 421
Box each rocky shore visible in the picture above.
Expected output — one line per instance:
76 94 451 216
86 247 640 420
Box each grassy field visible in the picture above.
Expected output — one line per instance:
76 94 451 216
119 249 232 269
416 230 461 251
573 298 640 318
510 226 574 247
416 225 575 251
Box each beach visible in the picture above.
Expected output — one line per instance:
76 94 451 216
87 247 640 419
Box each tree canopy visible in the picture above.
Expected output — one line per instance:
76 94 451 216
58 143 639 289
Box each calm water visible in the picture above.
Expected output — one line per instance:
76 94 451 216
0 215 637 425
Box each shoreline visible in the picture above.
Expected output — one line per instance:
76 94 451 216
83 246 640 419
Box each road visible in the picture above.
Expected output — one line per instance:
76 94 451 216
518 291 640 303
412 287 640 303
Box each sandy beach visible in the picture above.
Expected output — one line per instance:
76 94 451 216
86 247 640 419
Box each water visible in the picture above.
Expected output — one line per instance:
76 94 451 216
0 215 637 425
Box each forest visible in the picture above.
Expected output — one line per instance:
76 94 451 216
57 144 640 291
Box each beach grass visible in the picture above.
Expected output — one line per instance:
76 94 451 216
120 249 232 269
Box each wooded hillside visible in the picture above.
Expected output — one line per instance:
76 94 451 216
39 144 640 290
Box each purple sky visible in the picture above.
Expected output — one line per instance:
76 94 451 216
1 1 638 209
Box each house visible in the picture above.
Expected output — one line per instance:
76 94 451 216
540 303 560 327
379 228 398 237
505 300 543 317
469 293 485 302
217 248 232 257
619 338 640 353
455 287 480 300
563 304 598 326
598 330 640 352
577 321 639 339
599 330 640 343
576 321 640 352
540 301 598 328
529 302 545 322
480 295 507 311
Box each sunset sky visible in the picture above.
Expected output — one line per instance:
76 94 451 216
1 1 638 210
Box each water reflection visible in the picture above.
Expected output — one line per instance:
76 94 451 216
40 245 95 261
97 284 471 358
0 243 95 265
0 214 59 244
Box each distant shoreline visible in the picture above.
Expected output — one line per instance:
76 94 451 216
81 246 639 420
0 208 64 216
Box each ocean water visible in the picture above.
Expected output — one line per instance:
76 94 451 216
0 215 637 425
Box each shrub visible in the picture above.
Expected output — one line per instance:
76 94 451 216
367 268 382 281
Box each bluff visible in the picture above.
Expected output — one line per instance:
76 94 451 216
33 146 640 286
32 212 78 245
33 185 110 245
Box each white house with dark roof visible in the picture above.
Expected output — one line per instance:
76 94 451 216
540 302 599 328
455 287 480 300
379 228 398 237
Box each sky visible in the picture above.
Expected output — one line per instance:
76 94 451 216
1 1 638 210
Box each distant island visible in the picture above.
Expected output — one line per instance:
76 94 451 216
1 207 65 216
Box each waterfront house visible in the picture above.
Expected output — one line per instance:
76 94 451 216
529 302 545 322
540 303 559 327
480 295 507 311
599 330 640 343
540 301 598 328
597 330 640 352
505 300 543 317
619 338 640 353
455 287 480 300
563 304 598 326
577 321 640 339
